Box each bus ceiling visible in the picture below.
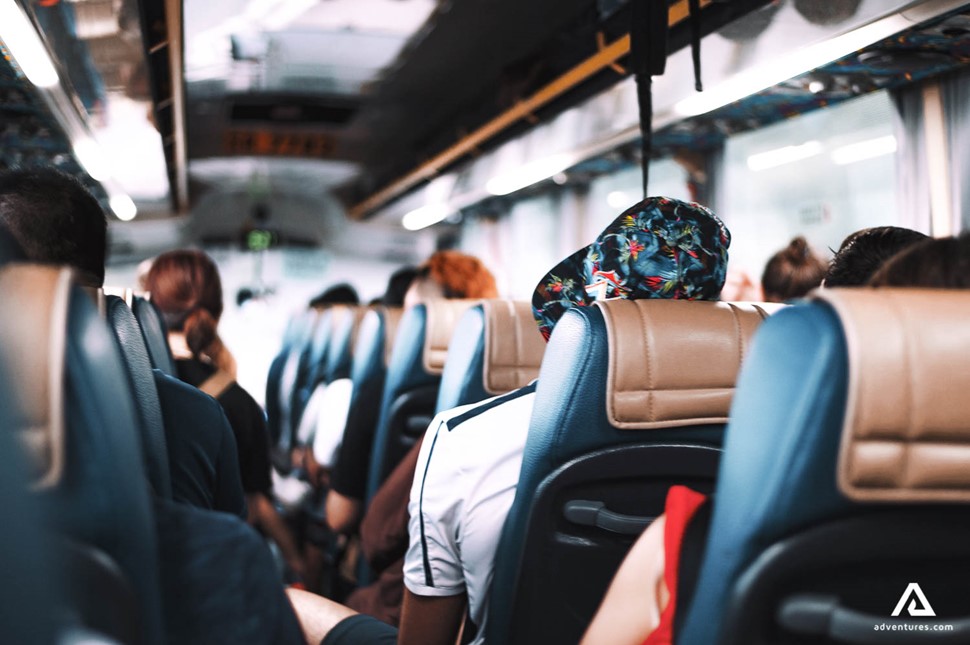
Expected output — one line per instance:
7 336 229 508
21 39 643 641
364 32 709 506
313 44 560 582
2 0 970 233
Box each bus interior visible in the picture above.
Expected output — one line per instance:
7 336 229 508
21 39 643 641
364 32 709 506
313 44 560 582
1 0 970 643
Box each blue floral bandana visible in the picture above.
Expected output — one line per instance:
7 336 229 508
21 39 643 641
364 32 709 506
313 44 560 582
532 196 731 341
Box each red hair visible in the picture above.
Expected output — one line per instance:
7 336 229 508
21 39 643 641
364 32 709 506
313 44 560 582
145 250 224 360
420 250 497 299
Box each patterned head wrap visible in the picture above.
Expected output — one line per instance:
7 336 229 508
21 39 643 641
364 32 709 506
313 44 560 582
532 196 730 341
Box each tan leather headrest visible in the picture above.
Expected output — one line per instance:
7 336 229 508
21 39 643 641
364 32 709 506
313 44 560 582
816 288 970 503
482 300 545 395
422 299 479 375
383 307 403 367
600 299 777 430
0 264 70 488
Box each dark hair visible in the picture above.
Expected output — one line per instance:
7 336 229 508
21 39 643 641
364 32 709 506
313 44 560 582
415 250 498 299
145 250 223 359
761 236 826 302
309 283 359 308
0 168 107 287
382 266 419 307
825 226 928 287
869 234 970 289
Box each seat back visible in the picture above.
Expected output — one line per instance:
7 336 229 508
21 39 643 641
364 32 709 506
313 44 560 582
267 309 320 472
323 306 364 385
364 299 477 501
131 296 177 376
436 300 546 412
329 306 402 503
685 289 970 645
0 265 163 645
489 299 777 645
105 295 172 499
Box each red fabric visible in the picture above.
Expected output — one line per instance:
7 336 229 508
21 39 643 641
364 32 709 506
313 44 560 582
642 486 708 645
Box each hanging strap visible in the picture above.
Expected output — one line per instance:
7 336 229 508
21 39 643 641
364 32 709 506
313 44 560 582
630 0 669 198
689 0 704 92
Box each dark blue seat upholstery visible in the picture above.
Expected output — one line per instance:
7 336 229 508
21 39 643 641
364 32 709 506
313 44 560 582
681 289 970 645
330 306 402 505
132 296 177 376
268 310 322 472
322 306 360 385
364 299 476 502
0 265 164 645
106 294 173 499
488 299 775 645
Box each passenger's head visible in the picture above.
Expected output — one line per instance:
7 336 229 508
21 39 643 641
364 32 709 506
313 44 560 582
533 196 731 341
760 236 826 302
824 226 928 287
382 266 419 307
145 250 224 359
309 283 359 309
869 234 970 289
404 250 498 309
0 168 107 287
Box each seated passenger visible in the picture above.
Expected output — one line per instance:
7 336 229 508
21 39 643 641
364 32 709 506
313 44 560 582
823 225 927 286
582 231 970 645
335 253 497 625
146 249 306 579
285 197 730 645
326 251 497 537
761 236 825 302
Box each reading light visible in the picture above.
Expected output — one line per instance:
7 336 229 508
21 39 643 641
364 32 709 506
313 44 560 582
73 137 112 181
402 203 451 231
109 193 137 221
746 141 822 172
831 135 897 165
485 153 572 196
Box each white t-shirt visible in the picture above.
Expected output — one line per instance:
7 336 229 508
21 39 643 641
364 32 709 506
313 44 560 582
309 378 353 468
404 384 537 645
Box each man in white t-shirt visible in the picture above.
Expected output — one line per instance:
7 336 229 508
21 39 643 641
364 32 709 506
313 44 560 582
289 197 731 645
397 196 731 645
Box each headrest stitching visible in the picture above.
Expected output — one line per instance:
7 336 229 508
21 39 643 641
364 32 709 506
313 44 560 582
634 301 655 423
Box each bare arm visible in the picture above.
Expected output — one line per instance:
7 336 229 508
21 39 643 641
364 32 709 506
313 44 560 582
325 490 361 535
286 588 357 645
580 515 669 645
398 589 466 645
249 492 306 579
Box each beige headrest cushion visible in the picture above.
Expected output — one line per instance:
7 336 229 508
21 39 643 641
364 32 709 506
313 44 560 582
422 299 479 375
0 264 70 488
482 300 546 395
816 288 970 503
601 299 778 430
383 307 403 367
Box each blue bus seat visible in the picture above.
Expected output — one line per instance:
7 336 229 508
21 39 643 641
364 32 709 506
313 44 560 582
105 295 173 499
364 299 477 502
0 264 164 645
489 299 776 645
132 295 177 376
435 299 546 413
683 288 970 644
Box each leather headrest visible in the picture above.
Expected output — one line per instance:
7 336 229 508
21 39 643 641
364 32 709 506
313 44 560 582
383 307 403 367
0 264 69 488
816 288 970 503
600 299 779 430
422 300 478 375
482 300 546 395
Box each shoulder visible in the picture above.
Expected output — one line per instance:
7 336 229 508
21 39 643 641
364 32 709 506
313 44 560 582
413 383 538 494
